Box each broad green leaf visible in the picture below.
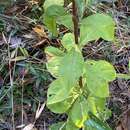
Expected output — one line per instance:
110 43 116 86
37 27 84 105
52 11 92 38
47 79 80 113
45 46 65 77
68 96 110 129
58 47 84 85
70 96 88 128
47 56 62 77
94 98 106 112
45 5 66 18
66 118 79 130
87 96 97 115
87 96 110 120
80 13 115 46
44 5 71 35
45 46 65 57
61 33 75 51
57 14 73 30
44 0 64 9
44 16 57 36
85 60 116 97
98 108 112 121
44 5 66 36
50 119 79 130
85 112 111 130
49 122 66 130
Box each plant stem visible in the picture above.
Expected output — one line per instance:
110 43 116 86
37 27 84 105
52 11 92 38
72 3 84 130
72 0 79 44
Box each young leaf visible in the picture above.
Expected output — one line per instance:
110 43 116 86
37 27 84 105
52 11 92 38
61 33 75 51
84 60 116 97
43 0 64 9
80 13 115 46
58 47 84 86
47 79 80 113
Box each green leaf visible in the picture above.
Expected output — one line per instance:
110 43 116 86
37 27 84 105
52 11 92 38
85 60 116 97
45 46 65 77
45 46 65 57
47 79 80 113
86 96 110 120
70 96 88 128
61 33 75 51
45 5 66 18
49 122 66 130
47 56 62 77
44 5 71 36
80 13 115 46
66 118 79 130
68 95 107 128
85 112 111 130
87 96 100 115
44 16 57 36
57 14 73 30
44 5 66 36
58 47 84 85
43 0 64 9
49 119 79 130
